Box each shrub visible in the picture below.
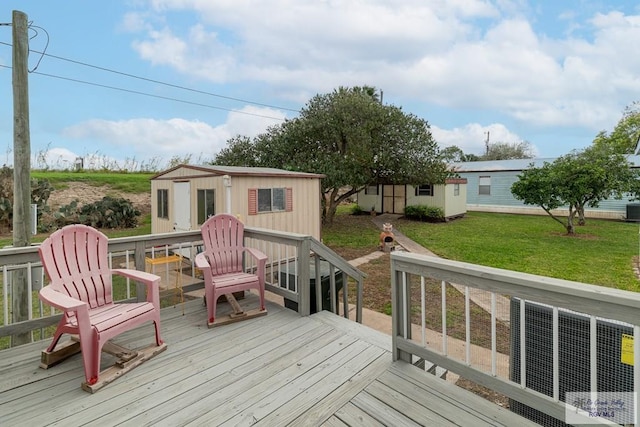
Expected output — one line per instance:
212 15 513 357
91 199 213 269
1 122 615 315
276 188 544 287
350 204 365 215
81 196 140 228
50 197 140 230
404 204 445 222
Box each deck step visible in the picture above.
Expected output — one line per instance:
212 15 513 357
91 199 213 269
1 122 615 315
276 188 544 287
412 355 448 379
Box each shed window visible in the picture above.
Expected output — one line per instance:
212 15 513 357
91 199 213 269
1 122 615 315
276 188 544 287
454 183 460 196
197 189 215 224
157 189 169 219
479 176 491 195
365 185 379 195
415 184 434 197
249 188 293 214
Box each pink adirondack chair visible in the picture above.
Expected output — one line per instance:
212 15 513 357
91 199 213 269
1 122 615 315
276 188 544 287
38 224 166 392
195 214 267 327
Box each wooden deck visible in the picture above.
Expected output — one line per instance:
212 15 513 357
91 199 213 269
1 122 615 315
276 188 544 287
1 296 536 426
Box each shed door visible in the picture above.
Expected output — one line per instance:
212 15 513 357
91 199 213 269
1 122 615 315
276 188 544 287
173 181 191 231
382 185 405 214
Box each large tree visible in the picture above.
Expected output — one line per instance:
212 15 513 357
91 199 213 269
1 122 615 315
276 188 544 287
213 86 449 224
511 145 638 234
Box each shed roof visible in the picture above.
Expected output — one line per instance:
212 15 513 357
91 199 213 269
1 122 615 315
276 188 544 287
151 164 325 180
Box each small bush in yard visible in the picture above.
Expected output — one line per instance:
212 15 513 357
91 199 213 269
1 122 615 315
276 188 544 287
404 205 445 222
350 204 365 215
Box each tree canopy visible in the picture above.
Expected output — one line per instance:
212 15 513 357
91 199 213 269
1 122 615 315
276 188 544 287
593 102 640 154
511 145 638 234
482 141 534 160
213 86 449 224
442 141 534 162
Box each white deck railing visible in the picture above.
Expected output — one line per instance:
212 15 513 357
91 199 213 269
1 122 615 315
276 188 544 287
391 252 639 426
0 228 364 348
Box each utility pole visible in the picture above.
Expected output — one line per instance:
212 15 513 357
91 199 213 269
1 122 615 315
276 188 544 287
485 131 490 156
12 10 31 346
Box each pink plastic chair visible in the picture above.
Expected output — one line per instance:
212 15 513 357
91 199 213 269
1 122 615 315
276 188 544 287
38 224 165 389
195 214 267 325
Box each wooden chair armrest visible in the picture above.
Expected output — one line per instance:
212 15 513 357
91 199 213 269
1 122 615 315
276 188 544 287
244 247 268 264
112 269 161 286
39 286 87 312
112 269 161 307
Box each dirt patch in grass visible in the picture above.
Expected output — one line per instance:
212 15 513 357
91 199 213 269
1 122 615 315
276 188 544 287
48 182 151 215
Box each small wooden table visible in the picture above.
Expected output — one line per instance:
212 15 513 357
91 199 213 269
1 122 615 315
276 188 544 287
145 254 183 314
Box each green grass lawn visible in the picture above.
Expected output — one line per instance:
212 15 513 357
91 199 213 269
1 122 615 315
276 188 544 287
320 205 640 292
393 211 640 292
32 171 153 193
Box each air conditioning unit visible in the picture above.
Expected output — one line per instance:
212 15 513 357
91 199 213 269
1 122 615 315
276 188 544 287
510 298 634 426
626 203 640 222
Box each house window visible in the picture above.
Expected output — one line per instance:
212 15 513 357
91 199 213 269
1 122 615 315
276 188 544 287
454 183 460 196
258 188 285 212
157 189 169 219
249 188 292 214
365 185 379 195
197 189 215 224
415 184 434 197
479 176 491 195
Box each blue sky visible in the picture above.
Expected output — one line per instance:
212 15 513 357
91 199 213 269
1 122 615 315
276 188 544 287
1 1 640 170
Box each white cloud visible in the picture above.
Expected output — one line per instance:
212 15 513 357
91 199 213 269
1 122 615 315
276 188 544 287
128 1 640 137
432 123 534 156
33 148 79 170
59 106 286 168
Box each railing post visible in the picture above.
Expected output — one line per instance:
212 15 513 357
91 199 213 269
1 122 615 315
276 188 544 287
134 240 147 302
297 237 311 316
356 276 363 324
391 254 412 363
314 256 322 314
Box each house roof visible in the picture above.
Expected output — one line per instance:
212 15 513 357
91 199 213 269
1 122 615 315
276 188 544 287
151 164 326 180
451 155 640 173
450 158 555 173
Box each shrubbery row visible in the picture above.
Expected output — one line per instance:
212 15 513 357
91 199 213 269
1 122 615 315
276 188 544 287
403 204 445 222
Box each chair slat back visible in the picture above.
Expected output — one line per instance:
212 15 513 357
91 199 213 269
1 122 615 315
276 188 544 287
200 214 245 275
39 224 113 309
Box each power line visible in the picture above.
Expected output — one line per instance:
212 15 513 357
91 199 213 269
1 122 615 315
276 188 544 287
39 50 301 113
0 63 287 121
27 24 49 72
0 40 300 113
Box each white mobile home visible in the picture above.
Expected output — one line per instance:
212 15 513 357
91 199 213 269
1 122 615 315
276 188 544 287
150 165 325 238
356 178 468 219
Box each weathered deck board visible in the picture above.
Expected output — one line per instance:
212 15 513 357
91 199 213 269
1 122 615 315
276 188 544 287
0 295 538 427
332 402 385 427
